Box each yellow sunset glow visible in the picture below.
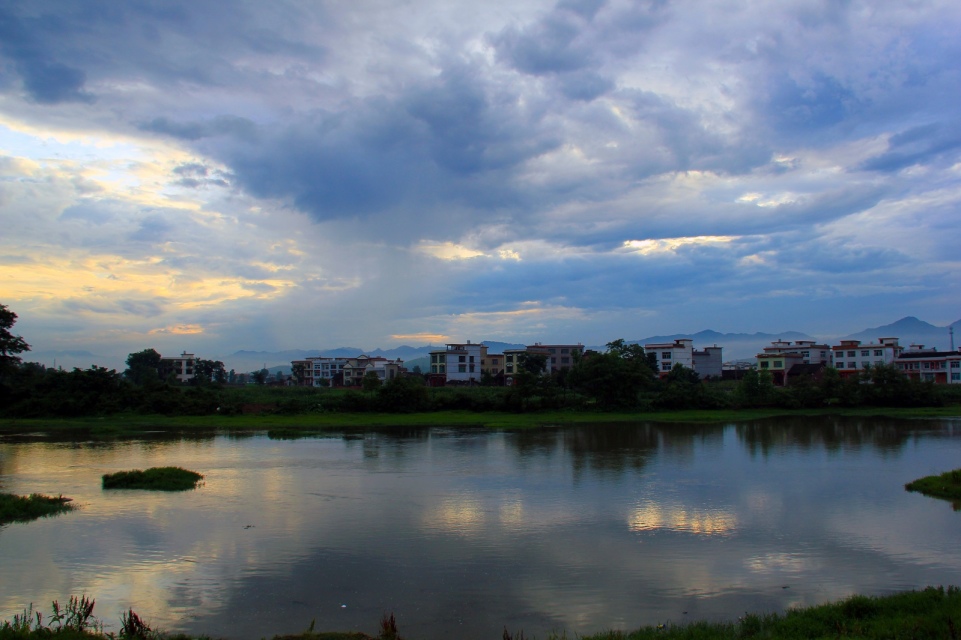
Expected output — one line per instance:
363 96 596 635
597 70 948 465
628 503 737 535
390 333 450 342
623 235 735 255
0 255 293 309
416 241 486 261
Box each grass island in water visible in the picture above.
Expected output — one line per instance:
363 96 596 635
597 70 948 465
905 467 961 502
0 492 75 526
101 467 204 491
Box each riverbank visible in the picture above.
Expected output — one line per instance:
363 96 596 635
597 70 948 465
1 405 959 436
2 587 959 639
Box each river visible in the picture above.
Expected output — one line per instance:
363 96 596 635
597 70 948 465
1 417 959 639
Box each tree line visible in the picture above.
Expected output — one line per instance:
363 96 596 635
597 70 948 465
0 303 956 419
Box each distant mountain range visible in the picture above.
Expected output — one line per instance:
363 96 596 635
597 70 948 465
627 317 960 361
24 317 960 372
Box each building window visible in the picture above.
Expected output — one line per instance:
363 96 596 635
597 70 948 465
458 364 466 373
561 357 570 364
506 365 513 373
661 363 671 371
561 348 569 354
951 361 960 369
760 361 769 369
952 373 960 381
773 361 782 368
506 355 514 362
662 352 672 359
847 351 856 358
874 350 883 356
458 355 466 363
861 350 869 357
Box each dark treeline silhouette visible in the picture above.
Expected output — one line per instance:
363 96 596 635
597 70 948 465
2 346 957 419
0 304 957 418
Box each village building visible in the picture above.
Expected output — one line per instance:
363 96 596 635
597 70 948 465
755 340 832 386
895 345 961 384
831 338 903 379
429 342 487 385
160 351 196 383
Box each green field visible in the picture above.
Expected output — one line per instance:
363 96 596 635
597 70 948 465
2 404 960 438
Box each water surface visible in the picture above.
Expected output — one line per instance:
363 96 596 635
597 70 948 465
1 418 959 639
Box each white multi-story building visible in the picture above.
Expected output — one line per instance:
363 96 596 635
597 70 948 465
429 342 486 383
644 339 694 376
291 356 349 387
831 337 903 378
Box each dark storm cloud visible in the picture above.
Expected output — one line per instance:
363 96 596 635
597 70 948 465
0 0 327 102
141 116 258 142
0 6 93 103
859 122 961 173
764 72 859 133
203 63 562 220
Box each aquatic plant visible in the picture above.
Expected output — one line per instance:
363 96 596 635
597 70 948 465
905 468 961 502
102 467 204 491
119 608 152 640
0 492 75 525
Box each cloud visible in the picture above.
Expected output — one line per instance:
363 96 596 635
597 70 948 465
0 0 960 355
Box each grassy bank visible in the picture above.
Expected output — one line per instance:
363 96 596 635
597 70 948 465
906 468 961 502
0 493 75 525
2 587 959 640
102 467 204 491
1 405 960 437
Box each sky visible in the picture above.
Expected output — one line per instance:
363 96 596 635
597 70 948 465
1 0 960 366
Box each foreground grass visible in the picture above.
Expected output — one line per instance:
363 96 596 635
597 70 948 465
101 467 204 491
905 468 961 502
2 404 961 437
579 586 961 640
0 493 75 526
2 587 960 640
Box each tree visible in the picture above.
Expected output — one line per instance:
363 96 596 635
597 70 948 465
124 349 162 386
566 340 657 408
517 352 549 375
192 359 226 385
0 303 30 373
291 362 306 385
362 371 382 393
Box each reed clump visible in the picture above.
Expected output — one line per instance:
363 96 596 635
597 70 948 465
905 468 961 502
101 467 204 491
0 493 75 526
